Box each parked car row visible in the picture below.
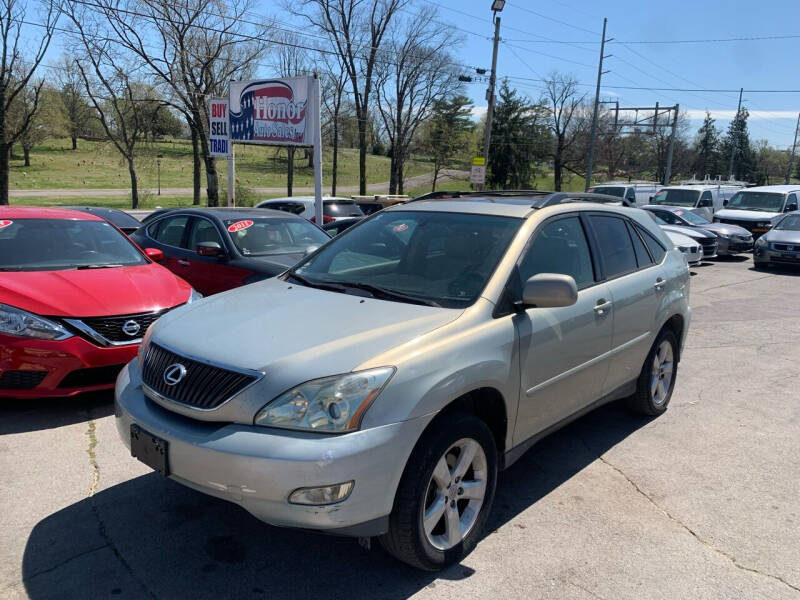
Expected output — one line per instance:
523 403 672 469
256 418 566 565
6 187 799 569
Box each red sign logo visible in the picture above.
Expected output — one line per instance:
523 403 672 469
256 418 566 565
0 220 12 229
227 220 254 233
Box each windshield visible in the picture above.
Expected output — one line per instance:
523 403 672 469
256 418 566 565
651 189 700 207
775 214 800 231
224 218 329 256
289 210 522 308
673 209 710 225
726 191 785 212
324 200 364 217
0 218 147 271
588 186 624 198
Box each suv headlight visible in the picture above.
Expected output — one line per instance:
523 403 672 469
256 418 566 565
0 303 72 340
254 367 395 433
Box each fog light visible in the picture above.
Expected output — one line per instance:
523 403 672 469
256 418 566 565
288 481 354 505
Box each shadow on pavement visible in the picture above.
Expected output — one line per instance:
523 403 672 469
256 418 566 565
21 402 649 600
0 391 114 435
749 264 800 276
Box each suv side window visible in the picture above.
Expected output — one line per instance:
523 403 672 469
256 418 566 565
187 218 223 251
518 216 595 289
152 215 189 247
785 193 798 211
635 224 667 263
626 221 653 268
588 215 637 278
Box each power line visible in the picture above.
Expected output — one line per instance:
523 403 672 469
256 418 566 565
503 0 601 35
618 34 800 44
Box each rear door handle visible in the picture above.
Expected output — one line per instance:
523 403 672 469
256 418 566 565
594 299 612 314
654 277 665 290
177 259 190 267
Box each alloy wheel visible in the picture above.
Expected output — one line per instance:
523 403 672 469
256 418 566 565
422 438 487 551
650 340 674 406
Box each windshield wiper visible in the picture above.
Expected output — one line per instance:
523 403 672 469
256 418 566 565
75 264 124 270
284 272 349 293
337 281 441 307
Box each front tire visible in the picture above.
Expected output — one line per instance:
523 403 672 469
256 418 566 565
379 412 498 571
626 329 678 416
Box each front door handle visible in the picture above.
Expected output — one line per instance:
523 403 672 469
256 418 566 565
654 277 665 290
177 259 190 267
594 299 612 315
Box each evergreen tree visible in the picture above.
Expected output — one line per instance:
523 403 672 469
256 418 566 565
424 95 474 192
487 80 549 189
721 107 755 181
692 111 722 178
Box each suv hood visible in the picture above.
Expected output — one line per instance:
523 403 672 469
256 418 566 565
150 278 461 374
715 208 780 222
0 264 191 317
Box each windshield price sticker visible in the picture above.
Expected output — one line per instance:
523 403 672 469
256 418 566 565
228 220 254 233
0 220 12 229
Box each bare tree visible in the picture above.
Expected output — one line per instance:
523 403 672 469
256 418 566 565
0 0 59 204
66 4 158 208
295 0 409 195
74 0 268 206
54 54 94 150
320 52 348 195
375 7 461 194
275 32 311 196
543 73 587 191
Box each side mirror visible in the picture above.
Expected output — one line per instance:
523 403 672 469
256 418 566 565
649 196 654 201
196 241 225 257
521 273 578 308
144 247 163 262
785 203 798 212
723 199 729 207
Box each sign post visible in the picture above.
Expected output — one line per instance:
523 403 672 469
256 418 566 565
208 98 233 206
312 74 323 226
470 156 486 187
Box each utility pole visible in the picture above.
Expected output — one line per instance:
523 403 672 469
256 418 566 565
663 104 679 185
728 87 743 180
585 17 611 191
786 112 800 184
479 13 502 191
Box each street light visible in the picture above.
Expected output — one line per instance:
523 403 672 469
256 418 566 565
491 0 505 11
157 153 163 196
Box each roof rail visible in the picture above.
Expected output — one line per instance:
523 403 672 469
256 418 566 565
409 189 551 202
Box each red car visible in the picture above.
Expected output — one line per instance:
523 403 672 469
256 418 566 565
0 207 197 398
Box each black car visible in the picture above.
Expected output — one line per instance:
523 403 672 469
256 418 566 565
129 207 330 296
60 206 144 235
410 190 623 208
322 217 363 237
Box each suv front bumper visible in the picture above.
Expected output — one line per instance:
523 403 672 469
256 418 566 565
114 360 431 536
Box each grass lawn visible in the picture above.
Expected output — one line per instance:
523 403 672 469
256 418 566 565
8 138 433 191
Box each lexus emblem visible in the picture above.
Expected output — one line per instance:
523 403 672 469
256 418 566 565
121 320 141 337
163 363 187 386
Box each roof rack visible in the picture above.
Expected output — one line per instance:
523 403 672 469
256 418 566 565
409 189 551 203
678 175 751 186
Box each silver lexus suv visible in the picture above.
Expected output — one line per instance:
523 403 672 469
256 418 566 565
115 198 691 570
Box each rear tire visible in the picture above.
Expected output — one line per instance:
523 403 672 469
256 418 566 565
626 328 678 416
379 412 498 571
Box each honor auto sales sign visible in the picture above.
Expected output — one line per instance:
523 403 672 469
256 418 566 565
229 77 313 146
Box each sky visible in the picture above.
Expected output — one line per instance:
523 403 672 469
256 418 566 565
420 0 800 149
38 0 800 149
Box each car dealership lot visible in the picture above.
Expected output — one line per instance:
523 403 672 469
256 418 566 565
2 257 799 599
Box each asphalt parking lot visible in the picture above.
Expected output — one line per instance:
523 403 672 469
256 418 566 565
2 255 799 600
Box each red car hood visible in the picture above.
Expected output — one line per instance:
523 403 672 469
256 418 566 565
0 264 192 317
